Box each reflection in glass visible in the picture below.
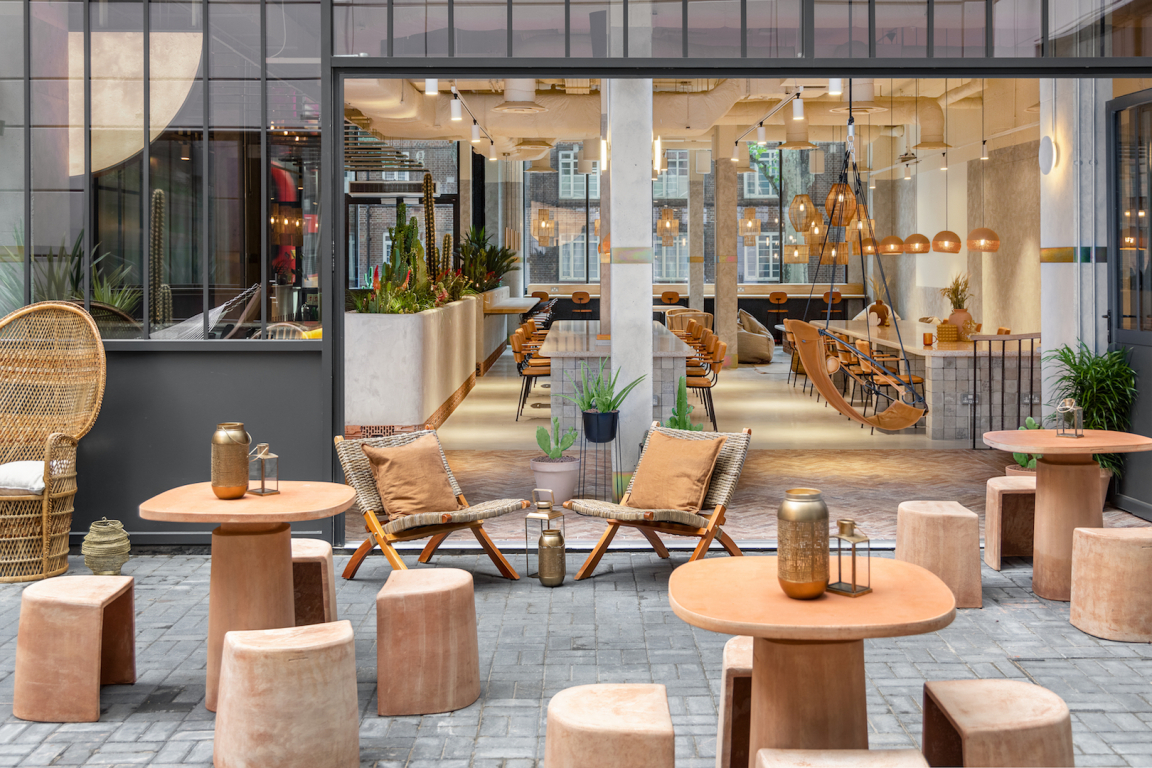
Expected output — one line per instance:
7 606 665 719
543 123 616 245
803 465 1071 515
0 0 25 316
687 0 740 57
394 0 449 55
747 0 802 58
993 0 1040 56
814 0 868 57
334 0 389 56
1116 104 1150 332
875 0 927 57
570 0 612 56
934 0 985 57
513 0 564 57
626 0 682 56
456 0 506 56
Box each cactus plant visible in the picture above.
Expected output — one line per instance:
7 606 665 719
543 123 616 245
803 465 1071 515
422 172 438 278
536 417 577 459
441 233 453 274
663 376 703 431
149 189 172 328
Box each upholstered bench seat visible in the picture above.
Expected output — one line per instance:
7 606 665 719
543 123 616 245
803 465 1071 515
546 684 675 768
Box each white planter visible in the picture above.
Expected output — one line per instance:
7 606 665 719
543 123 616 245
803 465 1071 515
477 288 509 371
530 457 581 506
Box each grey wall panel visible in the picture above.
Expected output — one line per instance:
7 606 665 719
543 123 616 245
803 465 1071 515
72 349 334 545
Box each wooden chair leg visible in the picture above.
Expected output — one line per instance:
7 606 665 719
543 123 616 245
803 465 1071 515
470 525 520 580
342 538 375 580
689 519 721 561
418 532 451 564
377 536 409 571
575 523 620 580
638 528 670 559
716 528 743 557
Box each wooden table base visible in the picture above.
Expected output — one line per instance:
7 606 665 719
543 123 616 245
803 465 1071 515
749 637 867 763
1034 454 1103 602
205 523 295 711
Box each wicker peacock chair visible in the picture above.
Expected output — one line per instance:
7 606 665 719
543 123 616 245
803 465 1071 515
0 302 106 581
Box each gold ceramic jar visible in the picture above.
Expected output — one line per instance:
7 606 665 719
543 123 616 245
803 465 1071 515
777 487 829 599
537 528 566 587
211 422 250 499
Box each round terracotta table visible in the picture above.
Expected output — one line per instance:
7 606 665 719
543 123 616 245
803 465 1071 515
139 481 355 711
669 557 955 761
983 429 1152 601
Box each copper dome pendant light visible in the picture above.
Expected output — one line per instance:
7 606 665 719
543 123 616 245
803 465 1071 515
968 79 1001 253
932 79 961 254
904 79 930 254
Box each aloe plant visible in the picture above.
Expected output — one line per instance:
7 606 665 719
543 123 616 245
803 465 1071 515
558 358 645 414
663 376 703 431
536 417 577 459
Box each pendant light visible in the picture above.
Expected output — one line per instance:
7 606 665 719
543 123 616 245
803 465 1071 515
450 95 462 121
792 91 805 121
788 194 817 233
731 142 740 162
741 208 761 246
424 78 438 96
904 233 930 253
471 121 481 143
932 79 961 254
880 236 905 254
783 243 810 263
825 183 856 226
828 78 842 96
756 123 767 146
658 207 680 246
967 79 1001 253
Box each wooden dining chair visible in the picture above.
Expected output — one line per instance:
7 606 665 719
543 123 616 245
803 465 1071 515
509 330 550 420
688 341 726 430
997 327 1012 335
661 291 681 305
531 291 550 302
334 431 526 580
572 291 593 316
821 291 843 320
767 292 789 340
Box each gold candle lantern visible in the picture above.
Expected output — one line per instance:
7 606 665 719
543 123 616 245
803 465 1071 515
1056 398 1084 438
211 422 250 499
776 488 829 599
248 443 280 496
828 519 871 597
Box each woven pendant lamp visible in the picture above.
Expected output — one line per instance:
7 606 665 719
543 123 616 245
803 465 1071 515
879 235 905 255
932 230 962 253
806 219 828 247
819 243 848 266
788 195 817 233
658 207 680 246
904 233 930 254
825 183 857 225
967 80 1001 253
741 208 761 246
783 243 809 263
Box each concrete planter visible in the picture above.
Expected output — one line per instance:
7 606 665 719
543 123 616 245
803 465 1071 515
530 457 581 506
345 299 477 428
476 288 509 373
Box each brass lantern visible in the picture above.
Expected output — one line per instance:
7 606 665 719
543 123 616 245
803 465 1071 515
825 183 857 226
1056 398 1084 439
879 235 905 255
828 519 871 597
741 208 761 247
532 209 556 247
783 243 809 264
788 194 817 233
248 443 279 496
903 233 931 254
658 207 680 246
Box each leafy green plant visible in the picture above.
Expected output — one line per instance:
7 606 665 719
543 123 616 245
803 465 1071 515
536 417 577 459
1046 342 1138 476
591 366 646 414
460 227 519 292
1013 415 1041 469
559 360 602 412
939 272 972 311
91 259 142 314
663 376 703 431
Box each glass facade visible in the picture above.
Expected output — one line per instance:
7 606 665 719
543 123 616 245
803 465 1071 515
1116 100 1150 334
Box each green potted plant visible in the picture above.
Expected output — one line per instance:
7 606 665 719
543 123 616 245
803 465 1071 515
1046 342 1138 502
1006 415 1041 476
531 417 580 505
939 272 974 331
561 360 646 444
663 376 703 431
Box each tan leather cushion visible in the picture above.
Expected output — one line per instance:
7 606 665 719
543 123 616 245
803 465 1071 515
738 328 774 364
362 435 461 520
627 432 726 512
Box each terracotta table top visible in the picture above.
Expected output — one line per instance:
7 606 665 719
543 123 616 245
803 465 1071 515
139 481 356 524
983 429 1152 455
668 556 956 641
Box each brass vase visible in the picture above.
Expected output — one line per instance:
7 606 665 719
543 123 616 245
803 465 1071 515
211 422 250 499
777 488 829 599
537 528 566 587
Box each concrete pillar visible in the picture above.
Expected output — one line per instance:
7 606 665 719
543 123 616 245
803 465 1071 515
459 142 472 244
608 79 654 469
500 159 526 296
688 151 705 310
1039 79 1110 414
714 126 739 368
600 122 612 330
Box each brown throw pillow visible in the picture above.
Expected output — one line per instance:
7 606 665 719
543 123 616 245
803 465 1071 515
626 431 726 512
361 434 461 520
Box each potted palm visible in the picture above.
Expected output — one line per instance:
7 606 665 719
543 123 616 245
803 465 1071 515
531 417 580 505
939 272 974 331
562 360 646 444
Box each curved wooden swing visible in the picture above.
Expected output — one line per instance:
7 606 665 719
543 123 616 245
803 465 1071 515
785 318 926 432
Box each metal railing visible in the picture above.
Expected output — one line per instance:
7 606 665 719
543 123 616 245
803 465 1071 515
970 332 1042 448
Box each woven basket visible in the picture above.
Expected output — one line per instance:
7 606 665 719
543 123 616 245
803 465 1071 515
82 518 130 576
936 323 960 343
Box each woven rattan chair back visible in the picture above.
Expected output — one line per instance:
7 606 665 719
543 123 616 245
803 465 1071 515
625 426 751 511
0 302 106 582
334 430 463 521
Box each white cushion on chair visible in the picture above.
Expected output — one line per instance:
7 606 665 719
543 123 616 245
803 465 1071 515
0 461 45 495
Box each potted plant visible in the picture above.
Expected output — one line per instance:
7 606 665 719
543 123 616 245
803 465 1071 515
1006 415 1041 476
1046 342 1138 504
531 417 580 505
561 360 646 444
939 272 974 330
663 376 703 431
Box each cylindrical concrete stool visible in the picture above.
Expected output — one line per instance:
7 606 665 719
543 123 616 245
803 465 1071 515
896 501 981 608
291 538 337 625
546 683 675 768
757 748 928 767
376 568 480 716
716 636 753 768
214 620 359 768
1071 527 1152 642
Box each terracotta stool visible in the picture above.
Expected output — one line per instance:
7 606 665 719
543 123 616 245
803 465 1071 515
716 636 753 768
983 476 1035 570
922 680 1073 767
546 683 675 768
13 576 135 722
757 748 929 767
896 501 981 608
1071 527 1152 642
291 538 337 625
214 620 359 768
376 568 480 715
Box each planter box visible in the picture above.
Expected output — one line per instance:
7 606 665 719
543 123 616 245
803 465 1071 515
345 299 477 429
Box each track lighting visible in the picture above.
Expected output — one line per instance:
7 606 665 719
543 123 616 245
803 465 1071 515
828 78 842 96
792 96 804 121
450 97 462 121
425 78 438 95
981 141 989 160
488 140 497 161
756 123 766 146
904 164 911 181
940 152 948 171
731 143 739 162
471 121 480 143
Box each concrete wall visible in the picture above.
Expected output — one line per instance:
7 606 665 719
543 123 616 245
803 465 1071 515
477 287 509 370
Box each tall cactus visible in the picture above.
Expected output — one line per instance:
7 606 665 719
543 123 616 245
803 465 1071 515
442 233 453 274
422 172 438 277
149 189 172 327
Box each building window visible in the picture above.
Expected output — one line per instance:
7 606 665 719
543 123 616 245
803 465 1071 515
741 233 781 282
559 232 600 282
654 236 690 283
744 148 780 198
559 150 600 199
654 149 689 199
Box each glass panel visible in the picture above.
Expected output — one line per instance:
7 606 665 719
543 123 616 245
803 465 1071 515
209 0 261 338
814 0 868 57
1117 103 1150 332
0 0 24 316
512 0 564 56
652 203 687 283
627 0 682 56
993 0 1041 55
739 146 781 283
654 149 688 199
456 0 506 56
570 0 613 56
934 0 985 57
524 145 598 284
394 0 449 55
1105 0 1151 56
687 0 741 57
267 0 321 78
875 0 927 57
747 0 802 58
1048 0 1146 56
91 0 145 338
334 0 388 56
149 0 204 337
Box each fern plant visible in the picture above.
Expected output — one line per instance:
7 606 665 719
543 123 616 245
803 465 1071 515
536 417 577 459
663 376 703 431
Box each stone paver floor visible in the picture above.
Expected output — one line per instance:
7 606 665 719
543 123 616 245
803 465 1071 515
1 551 1151 767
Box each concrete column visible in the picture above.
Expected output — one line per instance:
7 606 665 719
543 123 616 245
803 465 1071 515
501 159 526 297
459 142 472 242
600 144 612 330
1039 79 1110 414
608 79 654 469
714 126 739 368
688 151 705 310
